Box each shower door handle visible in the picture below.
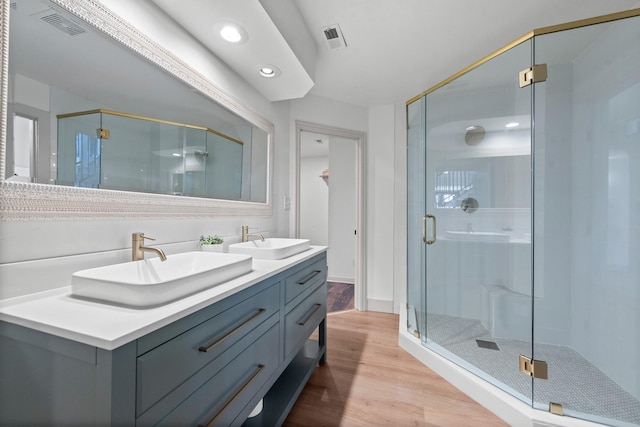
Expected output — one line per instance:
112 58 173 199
422 214 436 245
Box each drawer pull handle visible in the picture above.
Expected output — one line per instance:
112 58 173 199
198 309 266 353
198 364 266 427
297 270 322 285
298 303 322 326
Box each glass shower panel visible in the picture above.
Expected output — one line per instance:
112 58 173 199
205 132 243 200
100 113 181 194
180 126 207 197
406 97 426 337
532 15 640 425
56 112 101 188
422 40 534 403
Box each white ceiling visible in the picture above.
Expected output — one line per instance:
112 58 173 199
150 0 315 102
150 0 640 107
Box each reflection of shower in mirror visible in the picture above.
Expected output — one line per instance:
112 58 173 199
460 197 479 213
464 125 485 146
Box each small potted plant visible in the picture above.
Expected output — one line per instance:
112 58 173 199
199 234 224 252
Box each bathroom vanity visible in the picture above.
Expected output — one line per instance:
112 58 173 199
0 249 327 426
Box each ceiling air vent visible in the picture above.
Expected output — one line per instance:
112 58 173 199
321 24 347 50
40 10 87 36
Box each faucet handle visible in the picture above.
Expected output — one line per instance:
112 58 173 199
133 232 156 242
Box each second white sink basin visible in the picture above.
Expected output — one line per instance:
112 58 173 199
71 252 252 308
446 231 510 243
229 238 311 260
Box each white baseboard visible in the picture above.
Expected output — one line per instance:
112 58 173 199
327 277 354 284
366 298 393 313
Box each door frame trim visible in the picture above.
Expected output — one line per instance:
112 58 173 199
294 120 367 311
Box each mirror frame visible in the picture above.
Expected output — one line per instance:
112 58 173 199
0 0 273 220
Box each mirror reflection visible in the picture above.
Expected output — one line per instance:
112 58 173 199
57 109 245 199
6 0 269 203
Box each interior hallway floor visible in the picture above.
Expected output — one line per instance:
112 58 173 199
326 282 354 313
283 311 507 426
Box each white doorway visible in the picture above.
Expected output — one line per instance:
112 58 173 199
10 114 37 182
295 121 366 310
6 103 52 183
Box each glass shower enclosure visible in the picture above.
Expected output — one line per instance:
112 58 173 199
407 10 640 426
57 109 244 200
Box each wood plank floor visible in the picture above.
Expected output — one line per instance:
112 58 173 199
284 311 508 426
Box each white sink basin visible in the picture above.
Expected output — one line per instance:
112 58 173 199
71 252 252 308
228 238 311 260
446 231 510 243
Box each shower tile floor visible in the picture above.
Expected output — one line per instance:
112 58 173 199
425 313 640 425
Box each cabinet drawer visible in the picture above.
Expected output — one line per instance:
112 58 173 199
284 283 327 357
156 323 279 427
136 284 279 417
284 256 326 305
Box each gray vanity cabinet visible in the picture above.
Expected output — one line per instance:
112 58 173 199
0 252 327 427
0 320 138 426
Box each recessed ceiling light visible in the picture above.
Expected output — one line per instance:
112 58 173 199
260 67 275 77
505 122 520 128
220 25 242 42
259 64 281 78
213 22 248 44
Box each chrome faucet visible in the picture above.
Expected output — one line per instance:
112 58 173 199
132 233 167 261
241 226 265 243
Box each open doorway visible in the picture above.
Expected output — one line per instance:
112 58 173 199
295 121 366 311
6 104 52 183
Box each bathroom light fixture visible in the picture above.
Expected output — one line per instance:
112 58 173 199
220 25 242 42
505 122 520 128
260 67 275 77
258 64 281 78
213 22 248 44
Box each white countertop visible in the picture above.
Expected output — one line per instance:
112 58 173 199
0 246 327 350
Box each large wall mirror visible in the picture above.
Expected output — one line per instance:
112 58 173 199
0 0 273 219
